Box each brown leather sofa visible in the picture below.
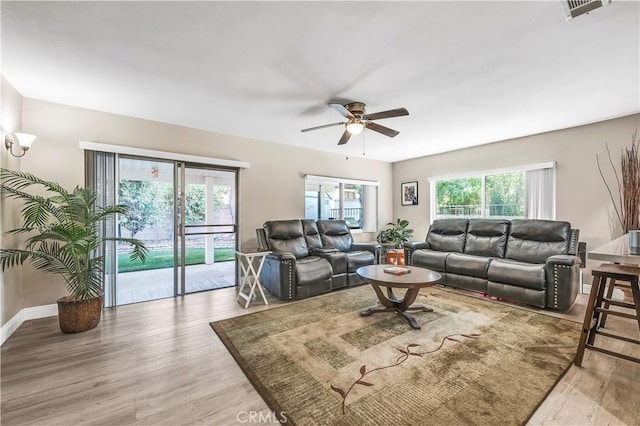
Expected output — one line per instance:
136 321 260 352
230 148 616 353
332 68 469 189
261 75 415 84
260 219 381 300
404 218 581 310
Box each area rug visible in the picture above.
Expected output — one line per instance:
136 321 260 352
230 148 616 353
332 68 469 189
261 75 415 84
211 286 581 425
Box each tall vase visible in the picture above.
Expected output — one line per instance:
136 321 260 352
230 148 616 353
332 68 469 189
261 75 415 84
629 230 640 255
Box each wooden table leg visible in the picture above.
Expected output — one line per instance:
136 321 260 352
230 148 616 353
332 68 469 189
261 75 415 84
631 277 640 333
600 276 617 328
575 274 603 366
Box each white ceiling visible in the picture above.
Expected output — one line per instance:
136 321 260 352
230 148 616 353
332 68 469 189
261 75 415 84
2 1 639 162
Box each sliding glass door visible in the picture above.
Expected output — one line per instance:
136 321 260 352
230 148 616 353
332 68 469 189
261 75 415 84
116 157 177 304
178 164 237 295
99 155 238 306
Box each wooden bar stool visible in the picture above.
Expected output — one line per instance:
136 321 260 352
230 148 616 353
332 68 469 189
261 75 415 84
575 263 640 366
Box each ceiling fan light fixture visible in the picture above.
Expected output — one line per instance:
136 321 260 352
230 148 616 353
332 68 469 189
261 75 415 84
346 121 364 135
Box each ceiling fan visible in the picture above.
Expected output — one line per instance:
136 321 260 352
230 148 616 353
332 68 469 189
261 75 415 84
301 102 409 145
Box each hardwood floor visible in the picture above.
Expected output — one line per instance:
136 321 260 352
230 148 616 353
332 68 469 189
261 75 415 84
1 287 639 425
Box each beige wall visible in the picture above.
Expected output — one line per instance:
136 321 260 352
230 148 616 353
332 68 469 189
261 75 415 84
17 98 393 309
392 113 640 254
1 77 25 325
6 90 638 316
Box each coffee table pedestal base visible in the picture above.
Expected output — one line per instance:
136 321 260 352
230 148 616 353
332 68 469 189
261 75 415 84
360 284 433 330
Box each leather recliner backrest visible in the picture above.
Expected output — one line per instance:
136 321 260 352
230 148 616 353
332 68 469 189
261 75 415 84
263 219 309 259
505 219 571 264
464 219 510 258
426 219 469 253
317 219 353 252
302 219 323 252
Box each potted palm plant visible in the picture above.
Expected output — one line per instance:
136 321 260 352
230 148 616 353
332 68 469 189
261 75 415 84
0 169 147 333
377 218 414 264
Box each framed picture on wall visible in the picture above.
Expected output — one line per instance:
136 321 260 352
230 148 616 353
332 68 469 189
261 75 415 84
401 181 418 206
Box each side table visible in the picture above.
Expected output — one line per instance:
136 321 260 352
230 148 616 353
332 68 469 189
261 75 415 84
235 250 270 308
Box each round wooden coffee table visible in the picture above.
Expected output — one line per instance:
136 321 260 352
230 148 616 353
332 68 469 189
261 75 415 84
357 265 442 330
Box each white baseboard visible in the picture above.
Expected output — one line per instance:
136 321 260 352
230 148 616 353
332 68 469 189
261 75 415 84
23 304 58 320
1 311 24 346
1 304 58 346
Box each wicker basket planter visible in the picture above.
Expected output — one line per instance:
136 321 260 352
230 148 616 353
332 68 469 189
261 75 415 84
57 295 103 333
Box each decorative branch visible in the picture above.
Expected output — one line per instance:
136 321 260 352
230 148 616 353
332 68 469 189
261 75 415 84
597 146 624 229
330 333 480 414
596 130 640 234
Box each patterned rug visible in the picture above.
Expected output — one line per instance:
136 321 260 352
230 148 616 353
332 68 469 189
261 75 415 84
211 285 580 425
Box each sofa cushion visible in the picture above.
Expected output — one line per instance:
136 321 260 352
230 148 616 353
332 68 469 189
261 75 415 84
295 256 333 286
264 220 308 259
426 219 469 253
446 253 491 279
505 219 571 264
488 259 546 291
317 220 353 252
487 282 546 308
464 219 509 258
302 219 323 251
412 249 449 272
346 251 375 273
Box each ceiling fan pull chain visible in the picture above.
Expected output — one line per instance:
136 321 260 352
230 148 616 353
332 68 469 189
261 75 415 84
362 132 366 157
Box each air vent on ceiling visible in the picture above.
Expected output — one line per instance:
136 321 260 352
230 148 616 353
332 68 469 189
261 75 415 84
560 0 611 20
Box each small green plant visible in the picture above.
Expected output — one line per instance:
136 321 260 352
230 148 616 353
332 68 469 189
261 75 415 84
376 219 414 249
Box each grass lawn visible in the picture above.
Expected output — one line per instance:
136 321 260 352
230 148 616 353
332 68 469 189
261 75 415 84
118 247 235 273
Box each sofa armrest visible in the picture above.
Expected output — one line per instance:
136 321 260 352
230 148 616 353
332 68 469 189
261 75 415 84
351 242 382 264
310 248 347 274
266 251 296 261
261 252 297 300
404 241 430 251
403 241 430 266
545 255 581 310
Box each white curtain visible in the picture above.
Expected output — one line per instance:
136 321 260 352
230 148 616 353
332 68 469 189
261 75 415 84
525 167 555 219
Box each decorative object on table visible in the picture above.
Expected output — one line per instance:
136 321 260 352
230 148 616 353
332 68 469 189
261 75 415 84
401 181 418 205
383 266 411 275
210 285 580 425
597 130 640 235
376 219 414 248
0 169 147 333
377 218 414 265
630 230 640 255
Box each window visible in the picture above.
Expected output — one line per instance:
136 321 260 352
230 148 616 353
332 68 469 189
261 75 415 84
430 163 554 221
305 175 378 232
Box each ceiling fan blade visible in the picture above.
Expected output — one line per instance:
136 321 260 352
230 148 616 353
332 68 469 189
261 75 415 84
337 130 352 145
329 103 354 119
363 107 409 121
366 122 400 138
301 122 346 132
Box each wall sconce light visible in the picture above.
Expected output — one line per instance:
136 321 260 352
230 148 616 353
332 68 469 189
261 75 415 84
4 132 36 158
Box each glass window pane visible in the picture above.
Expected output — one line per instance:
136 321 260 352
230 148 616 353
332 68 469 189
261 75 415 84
485 172 525 218
343 184 363 229
435 177 482 219
305 181 339 220
305 178 377 232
